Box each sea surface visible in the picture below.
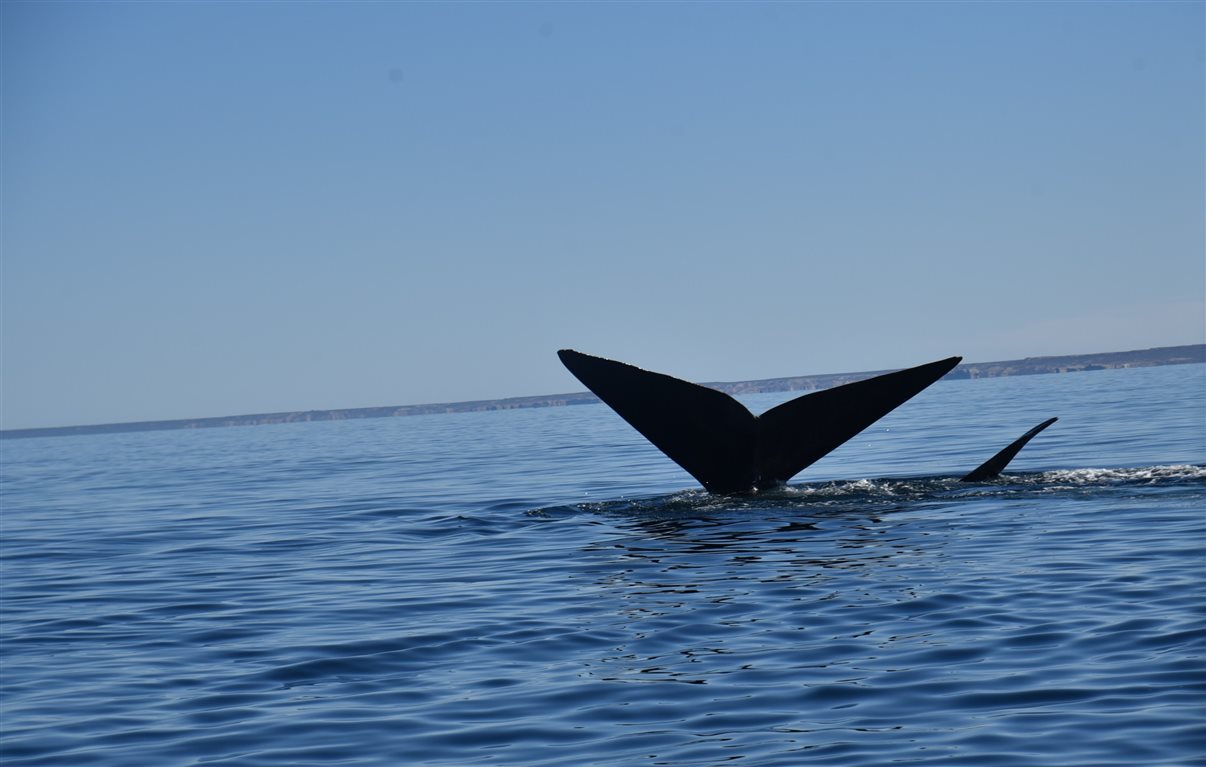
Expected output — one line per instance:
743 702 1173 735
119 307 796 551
2 363 1204 766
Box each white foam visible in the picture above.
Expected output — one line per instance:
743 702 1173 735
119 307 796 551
1038 464 1206 484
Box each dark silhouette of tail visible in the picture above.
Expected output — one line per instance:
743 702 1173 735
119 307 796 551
557 350 961 494
960 417 1058 482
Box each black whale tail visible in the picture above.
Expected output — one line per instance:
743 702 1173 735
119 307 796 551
960 417 1058 482
557 350 961 494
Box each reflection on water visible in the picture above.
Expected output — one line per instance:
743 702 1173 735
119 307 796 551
551 466 1206 713
570 484 949 689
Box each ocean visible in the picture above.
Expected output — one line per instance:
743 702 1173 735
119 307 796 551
2 363 1204 766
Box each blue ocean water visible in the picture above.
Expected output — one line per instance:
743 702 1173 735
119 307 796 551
2 363 1204 767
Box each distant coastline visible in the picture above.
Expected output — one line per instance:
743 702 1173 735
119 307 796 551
3 344 1202 440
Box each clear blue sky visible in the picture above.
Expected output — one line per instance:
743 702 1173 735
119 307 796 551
2 1 1203 430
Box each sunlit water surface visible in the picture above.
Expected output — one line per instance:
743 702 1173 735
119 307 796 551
3 364 1204 766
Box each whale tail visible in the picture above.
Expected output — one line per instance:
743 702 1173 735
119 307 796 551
557 350 961 494
960 417 1058 482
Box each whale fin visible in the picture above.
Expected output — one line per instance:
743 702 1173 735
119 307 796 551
960 417 1058 482
557 350 961 494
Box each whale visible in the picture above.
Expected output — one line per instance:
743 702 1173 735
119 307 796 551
558 349 961 494
960 417 1058 481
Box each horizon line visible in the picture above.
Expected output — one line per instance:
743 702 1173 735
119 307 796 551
3 343 1203 439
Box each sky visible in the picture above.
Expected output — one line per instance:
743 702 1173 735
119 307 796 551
2 1 1203 430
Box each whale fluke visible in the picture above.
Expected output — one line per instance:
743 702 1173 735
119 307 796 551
960 417 1058 482
557 350 961 494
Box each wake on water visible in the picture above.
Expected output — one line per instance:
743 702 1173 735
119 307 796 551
533 464 1206 518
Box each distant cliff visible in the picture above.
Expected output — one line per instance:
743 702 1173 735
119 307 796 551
710 344 1206 395
3 344 1201 440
